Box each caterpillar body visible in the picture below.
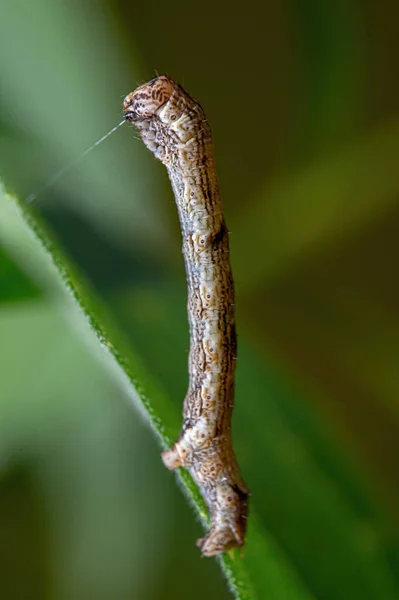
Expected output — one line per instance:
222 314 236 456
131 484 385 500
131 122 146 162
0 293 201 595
124 76 248 556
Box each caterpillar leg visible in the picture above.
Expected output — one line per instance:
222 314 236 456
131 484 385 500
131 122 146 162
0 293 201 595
162 417 214 470
161 440 191 470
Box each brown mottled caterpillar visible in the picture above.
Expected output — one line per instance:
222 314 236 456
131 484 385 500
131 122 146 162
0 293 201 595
123 76 248 557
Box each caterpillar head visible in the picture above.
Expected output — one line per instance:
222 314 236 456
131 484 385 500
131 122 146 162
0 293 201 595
123 75 206 162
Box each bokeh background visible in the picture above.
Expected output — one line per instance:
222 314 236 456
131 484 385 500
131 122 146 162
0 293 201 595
1 1 399 599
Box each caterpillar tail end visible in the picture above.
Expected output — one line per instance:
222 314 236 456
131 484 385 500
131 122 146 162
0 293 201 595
196 525 244 557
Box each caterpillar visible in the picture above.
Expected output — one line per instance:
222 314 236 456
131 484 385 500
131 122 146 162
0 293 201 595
123 76 248 556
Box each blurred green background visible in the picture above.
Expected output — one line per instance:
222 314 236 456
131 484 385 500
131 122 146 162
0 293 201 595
1 1 399 599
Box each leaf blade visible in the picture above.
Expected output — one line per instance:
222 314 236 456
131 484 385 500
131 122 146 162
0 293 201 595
0 182 315 600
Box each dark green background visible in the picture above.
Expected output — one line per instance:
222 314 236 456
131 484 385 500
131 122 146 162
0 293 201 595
1 1 399 599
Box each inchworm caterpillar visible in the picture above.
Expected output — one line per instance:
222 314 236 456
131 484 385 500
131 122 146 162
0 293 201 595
123 76 248 556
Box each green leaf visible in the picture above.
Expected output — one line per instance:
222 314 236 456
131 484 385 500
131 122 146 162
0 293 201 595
0 246 40 303
0 183 318 599
0 301 182 600
111 282 399 600
2 181 399 599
